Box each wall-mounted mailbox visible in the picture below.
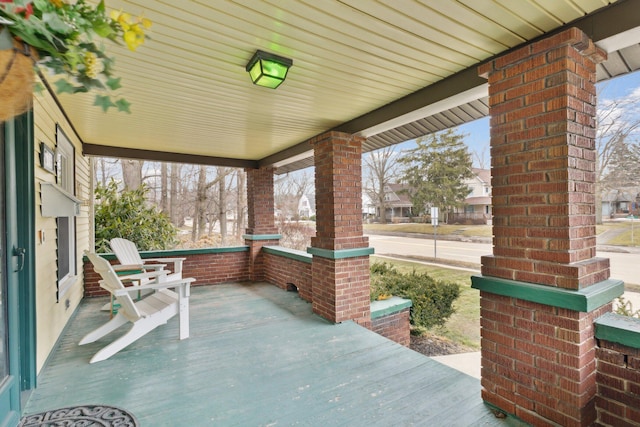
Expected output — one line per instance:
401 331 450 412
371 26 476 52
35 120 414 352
41 182 81 217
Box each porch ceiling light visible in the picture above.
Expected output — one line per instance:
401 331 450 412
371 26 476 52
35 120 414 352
246 50 293 89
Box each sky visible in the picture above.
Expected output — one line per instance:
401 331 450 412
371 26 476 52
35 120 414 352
390 70 640 168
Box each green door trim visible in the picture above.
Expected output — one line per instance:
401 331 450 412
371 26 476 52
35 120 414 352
3 118 23 426
15 111 36 394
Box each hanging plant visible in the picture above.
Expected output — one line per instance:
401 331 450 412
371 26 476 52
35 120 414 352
0 0 151 118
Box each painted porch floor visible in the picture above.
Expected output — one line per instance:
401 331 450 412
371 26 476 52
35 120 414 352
24 283 525 426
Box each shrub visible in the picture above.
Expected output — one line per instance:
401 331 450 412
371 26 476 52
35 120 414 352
370 261 460 329
95 180 177 253
615 296 640 318
277 220 315 251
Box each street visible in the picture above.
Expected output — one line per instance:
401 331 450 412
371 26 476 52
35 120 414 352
367 233 640 308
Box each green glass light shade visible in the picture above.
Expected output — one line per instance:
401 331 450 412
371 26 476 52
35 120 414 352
246 50 293 89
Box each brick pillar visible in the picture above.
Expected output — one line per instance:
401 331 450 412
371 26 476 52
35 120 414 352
245 167 280 281
473 28 623 427
309 131 372 326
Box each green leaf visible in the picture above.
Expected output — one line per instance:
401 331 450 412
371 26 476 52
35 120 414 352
97 0 106 14
106 77 122 91
92 21 113 38
33 82 45 94
115 98 131 114
54 79 77 94
94 95 116 112
42 12 73 34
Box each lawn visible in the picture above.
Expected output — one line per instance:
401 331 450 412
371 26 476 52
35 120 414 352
602 220 640 247
367 220 639 349
370 256 481 349
364 223 492 238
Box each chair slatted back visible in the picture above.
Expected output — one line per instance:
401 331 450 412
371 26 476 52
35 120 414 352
110 238 144 266
85 252 141 322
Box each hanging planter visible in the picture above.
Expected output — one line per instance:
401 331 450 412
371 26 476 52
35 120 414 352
0 0 152 122
0 24 36 122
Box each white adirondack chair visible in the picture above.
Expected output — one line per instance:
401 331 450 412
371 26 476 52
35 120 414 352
110 237 185 281
81 252 195 363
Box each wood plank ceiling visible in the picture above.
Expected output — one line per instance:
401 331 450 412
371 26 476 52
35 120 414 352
51 0 640 173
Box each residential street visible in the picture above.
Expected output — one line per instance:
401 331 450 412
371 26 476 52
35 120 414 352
366 232 640 308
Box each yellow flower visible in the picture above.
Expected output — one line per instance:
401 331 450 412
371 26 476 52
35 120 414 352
111 10 151 51
49 0 65 7
123 27 144 51
84 52 99 79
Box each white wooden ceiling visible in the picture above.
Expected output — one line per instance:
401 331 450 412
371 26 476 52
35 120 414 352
50 0 640 172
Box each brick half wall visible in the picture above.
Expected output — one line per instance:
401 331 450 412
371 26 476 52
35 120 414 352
263 246 312 302
83 247 250 297
371 297 412 347
594 313 640 426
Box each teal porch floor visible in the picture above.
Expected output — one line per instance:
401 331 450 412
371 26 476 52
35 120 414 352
24 283 524 426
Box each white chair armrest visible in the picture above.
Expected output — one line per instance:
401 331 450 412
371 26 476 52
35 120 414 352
114 277 195 296
144 258 185 275
142 264 167 271
118 270 169 283
112 264 144 272
145 257 186 263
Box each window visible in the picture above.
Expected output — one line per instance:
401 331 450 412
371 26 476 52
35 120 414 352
55 126 76 300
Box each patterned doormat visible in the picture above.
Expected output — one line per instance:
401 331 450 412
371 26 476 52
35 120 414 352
19 404 139 427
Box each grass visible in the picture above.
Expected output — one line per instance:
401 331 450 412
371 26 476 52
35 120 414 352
371 255 481 349
365 223 492 238
368 220 640 349
603 221 640 246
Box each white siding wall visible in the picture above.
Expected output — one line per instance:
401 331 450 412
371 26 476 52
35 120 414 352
33 83 92 372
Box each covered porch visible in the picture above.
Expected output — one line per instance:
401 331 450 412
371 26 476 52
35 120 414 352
23 283 521 426
6 1 640 426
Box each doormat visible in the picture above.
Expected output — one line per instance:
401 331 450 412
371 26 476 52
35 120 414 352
19 404 139 427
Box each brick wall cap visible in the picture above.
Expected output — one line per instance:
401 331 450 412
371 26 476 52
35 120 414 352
472 275 623 312
243 234 282 241
371 296 412 319
595 312 640 349
263 245 312 264
83 246 250 261
307 246 374 259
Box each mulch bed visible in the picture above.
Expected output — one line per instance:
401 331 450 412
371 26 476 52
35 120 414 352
410 332 476 357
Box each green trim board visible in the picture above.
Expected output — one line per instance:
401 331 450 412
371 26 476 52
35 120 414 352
242 234 282 241
471 276 624 312
263 246 312 264
139 246 249 257
595 312 640 349
371 297 412 319
2 115 23 425
307 246 375 260
84 246 249 262
15 111 36 393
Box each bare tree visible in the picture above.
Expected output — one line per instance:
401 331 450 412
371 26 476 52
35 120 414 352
216 167 232 245
170 163 183 226
274 170 313 220
235 169 246 238
472 145 489 169
93 157 120 186
160 162 169 213
192 165 209 241
121 159 143 190
363 147 400 224
596 89 640 222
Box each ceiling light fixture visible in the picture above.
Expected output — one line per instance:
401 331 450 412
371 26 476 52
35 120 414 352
246 50 293 89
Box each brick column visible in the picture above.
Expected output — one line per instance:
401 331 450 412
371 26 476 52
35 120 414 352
473 28 623 426
309 131 373 326
244 167 280 281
